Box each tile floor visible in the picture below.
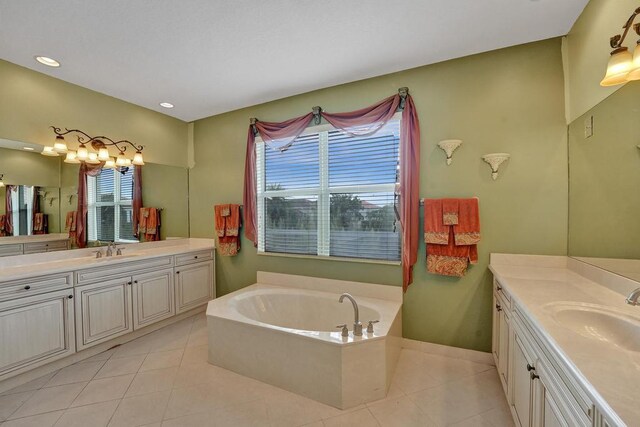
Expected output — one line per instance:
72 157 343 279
0 313 514 426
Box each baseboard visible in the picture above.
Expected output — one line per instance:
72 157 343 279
402 338 495 366
0 305 206 395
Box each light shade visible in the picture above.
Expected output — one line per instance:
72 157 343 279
86 152 101 164
76 144 89 161
41 146 59 157
601 47 633 86
104 158 116 169
98 147 110 161
115 151 127 166
0 175 4 188
123 158 132 167
132 151 144 166
64 150 80 164
627 43 640 81
53 135 68 153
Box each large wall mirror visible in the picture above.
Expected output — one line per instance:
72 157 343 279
0 137 189 250
568 80 640 281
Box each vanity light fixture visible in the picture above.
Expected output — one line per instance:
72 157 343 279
46 126 145 172
41 146 59 157
601 7 640 86
0 174 4 188
437 139 462 166
34 56 60 68
159 102 174 109
482 153 510 180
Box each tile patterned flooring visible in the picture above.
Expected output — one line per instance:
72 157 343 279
0 313 514 426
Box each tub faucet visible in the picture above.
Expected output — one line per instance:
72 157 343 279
339 293 362 336
626 288 640 306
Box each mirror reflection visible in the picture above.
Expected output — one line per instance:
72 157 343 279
568 80 640 281
0 137 189 255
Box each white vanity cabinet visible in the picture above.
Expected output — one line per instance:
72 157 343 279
0 238 70 257
0 289 75 377
492 278 511 393
175 260 214 314
132 269 175 329
23 240 70 254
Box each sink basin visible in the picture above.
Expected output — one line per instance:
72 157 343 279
93 253 141 262
546 302 640 352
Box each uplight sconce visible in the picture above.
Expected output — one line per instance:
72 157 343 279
437 140 462 165
0 174 4 188
601 7 640 86
482 153 510 180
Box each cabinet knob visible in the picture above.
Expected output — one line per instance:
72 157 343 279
497 284 502 291
530 372 540 380
24 285 31 290
68 295 73 299
176 271 180 274
526 364 535 372
134 280 138 284
495 303 502 312
127 281 132 285
195 256 198 259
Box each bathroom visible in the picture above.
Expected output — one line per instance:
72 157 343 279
0 0 638 425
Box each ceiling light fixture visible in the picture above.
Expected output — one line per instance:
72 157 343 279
159 102 174 109
45 126 145 173
601 7 640 86
34 56 60 68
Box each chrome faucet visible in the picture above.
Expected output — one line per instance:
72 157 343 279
339 293 362 336
105 242 114 257
626 288 640 306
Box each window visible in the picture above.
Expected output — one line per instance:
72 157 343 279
87 167 137 243
256 115 401 262
9 186 34 236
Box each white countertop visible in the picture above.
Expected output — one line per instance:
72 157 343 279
490 254 640 425
0 238 216 283
0 234 69 245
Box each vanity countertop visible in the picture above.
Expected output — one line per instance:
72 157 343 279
490 254 640 425
0 233 69 245
0 238 216 282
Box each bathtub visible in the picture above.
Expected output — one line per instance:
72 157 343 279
206 272 402 409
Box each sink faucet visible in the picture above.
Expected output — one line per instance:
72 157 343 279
339 293 363 336
626 288 640 306
105 242 114 257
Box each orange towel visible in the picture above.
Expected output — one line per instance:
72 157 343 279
138 208 149 235
427 228 476 277
146 208 158 235
442 199 459 225
214 205 227 238
33 213 44 232
143 208 161 242
453 198 480 245
65 211 77 232
423 199 448 244
214 204 241 256
225 204 240 237
0 214 5 236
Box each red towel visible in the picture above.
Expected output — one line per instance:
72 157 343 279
453 198 480 245
0 214 5 236
214 204 241 256
423 199 448 244
143 208 161 242
442 199 459 225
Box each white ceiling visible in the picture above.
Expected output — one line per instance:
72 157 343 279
0 0 588 122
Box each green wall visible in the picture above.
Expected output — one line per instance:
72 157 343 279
190 38 568 352
0 59 189 167
568 80 640 259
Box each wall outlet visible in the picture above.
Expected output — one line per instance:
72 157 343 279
584 115 593 138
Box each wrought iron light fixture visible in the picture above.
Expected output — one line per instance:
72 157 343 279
45 127 145 171
601 7 640 86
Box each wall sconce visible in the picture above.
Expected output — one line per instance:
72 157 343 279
482 153 510 180
437 140 462 165
601 7 640 86
46 127 145 171
0 174 4 188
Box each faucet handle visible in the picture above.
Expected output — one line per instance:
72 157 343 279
93 250 103 259
366 320 379 334
336 324 349 337
116 246 124 256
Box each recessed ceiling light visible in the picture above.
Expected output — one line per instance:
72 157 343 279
159 102 174 109
34 56 60 67
23 147 34 151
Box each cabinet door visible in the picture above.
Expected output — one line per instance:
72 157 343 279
498 308 510 388
512 334 534 427
0 289 75 377
492 294 500 365
175 261 214 314
132 269 175 329
75 278 133 351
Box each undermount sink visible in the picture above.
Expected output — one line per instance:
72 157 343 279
545 302 640 352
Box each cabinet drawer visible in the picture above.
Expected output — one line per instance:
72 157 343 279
175 250 213 266
75 256 174 285
23 240 70 254
0 272 74 302
0 244 23 257
494 278 511 304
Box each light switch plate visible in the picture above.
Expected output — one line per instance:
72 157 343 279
584 115 593 138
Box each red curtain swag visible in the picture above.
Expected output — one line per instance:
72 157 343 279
243 91 421 291
4 185 15 235
132 167 143 238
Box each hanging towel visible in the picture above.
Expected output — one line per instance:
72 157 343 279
442 199 459 225
424 199 449 244
33 213 44 232
138 208 149 235
214 204 241 256
143 208 161 241
427 229 473 277
65 211 77 232
453 198 480 246
0 214 6 236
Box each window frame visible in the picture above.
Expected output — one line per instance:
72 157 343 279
255 112 402 264
87 168 137 244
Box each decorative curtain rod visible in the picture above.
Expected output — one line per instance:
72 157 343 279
249 87 410 135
